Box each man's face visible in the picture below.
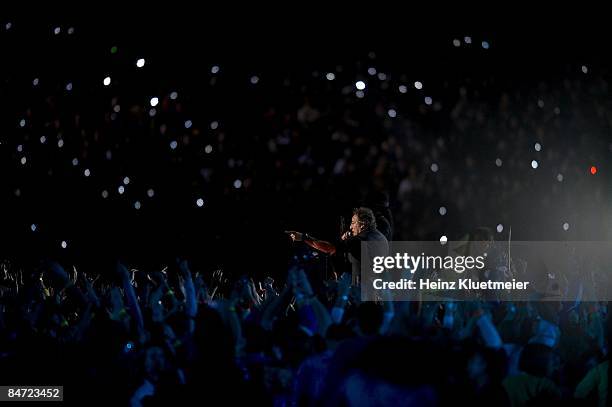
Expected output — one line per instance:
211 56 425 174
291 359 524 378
350 214 361 235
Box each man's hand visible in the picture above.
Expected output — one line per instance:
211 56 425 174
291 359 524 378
285 231 303 242
341 231 352 241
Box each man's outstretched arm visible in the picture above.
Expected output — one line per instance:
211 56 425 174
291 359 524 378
286 231 337 255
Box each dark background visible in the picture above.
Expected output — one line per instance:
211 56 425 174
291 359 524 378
1 15 611 281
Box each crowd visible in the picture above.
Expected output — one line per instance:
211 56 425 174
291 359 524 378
0 255 610 406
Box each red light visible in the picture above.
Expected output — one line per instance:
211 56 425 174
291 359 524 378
591 166 597 175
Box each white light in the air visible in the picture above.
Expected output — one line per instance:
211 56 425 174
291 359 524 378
136 58 145 68
355 81 366 90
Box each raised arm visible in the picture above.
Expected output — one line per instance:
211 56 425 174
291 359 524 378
286 231 337 255
46 261 87 307
178 259 197 334
117 262 145 337
292 267 332 336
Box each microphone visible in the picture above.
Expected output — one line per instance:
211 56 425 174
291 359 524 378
340 216 352 237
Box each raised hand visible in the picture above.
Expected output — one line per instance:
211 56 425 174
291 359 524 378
194 274 210 302
108 287 125 321
149 285 164 307
148 270 168 289
246 278 262 306
46 261 70 286
116 262 131 282
262 276 278 300
178 259 191 278
149 285 165 322
296 269 314 297
79 272 100 308
337 272 352 297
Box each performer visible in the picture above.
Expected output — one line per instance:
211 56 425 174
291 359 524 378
286 207 388 285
